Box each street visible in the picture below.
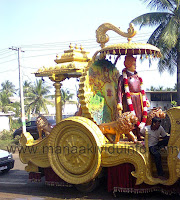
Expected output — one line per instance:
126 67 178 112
0 153 180 200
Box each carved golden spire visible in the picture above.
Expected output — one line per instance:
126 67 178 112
96 23 137 48
80 45 84 51
75 44 78 49
69 43 73 49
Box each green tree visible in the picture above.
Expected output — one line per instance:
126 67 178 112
25 79 54 115
171 100 177 107
146 86 156 91
61 88 74 107
165 87 173 91
0 91 11 113
11 101 21 117
0 81 17 113
23 80 32 97
174 83 177 91
157 86 164 91
147 85 175 91
131 0 180 105
1 80 16 97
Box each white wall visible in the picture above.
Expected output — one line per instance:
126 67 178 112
0 116 10 131
62 103 78 115
46 102 78 115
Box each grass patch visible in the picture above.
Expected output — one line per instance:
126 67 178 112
0 130 19 150
0 139 14 150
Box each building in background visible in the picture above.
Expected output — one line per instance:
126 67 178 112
0 112 14 131
146 91 177 110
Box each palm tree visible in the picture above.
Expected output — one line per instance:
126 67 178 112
25 79 54 115
1 80 16 97
61 88 74 108
0 91 11 113
131 0 180 105
11 101 21 117
0 81 17 113
23 80 32 97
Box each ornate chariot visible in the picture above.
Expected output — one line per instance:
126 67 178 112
19 23 180 194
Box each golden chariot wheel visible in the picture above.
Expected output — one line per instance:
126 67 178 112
48 116 106 185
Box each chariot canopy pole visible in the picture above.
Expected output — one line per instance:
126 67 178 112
9 47 26 133
53 82 62 123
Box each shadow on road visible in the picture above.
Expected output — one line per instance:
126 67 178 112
0 176 180 200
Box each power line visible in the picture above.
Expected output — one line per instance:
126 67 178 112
0 32 152 59
0 58 18 64
22 71 35 82
0 31 153 65
20 32 151 48
0 67 18 74
22 52 62 59
0 33 151 53
0 49 11 55
22 66 40 70
0 52 17 60
0 31 152 51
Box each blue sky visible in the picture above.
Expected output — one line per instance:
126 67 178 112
0 0 176 95
0 0 151 46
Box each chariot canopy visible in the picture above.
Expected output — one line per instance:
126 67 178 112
34 44 91 123
35 44 90 79
93 23 161 63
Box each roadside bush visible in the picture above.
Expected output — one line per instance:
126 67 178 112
0 130 13 140
0 130 14 150
171 100 177 107
10 119 21 130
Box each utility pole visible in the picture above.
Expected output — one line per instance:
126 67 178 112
9 47 26 134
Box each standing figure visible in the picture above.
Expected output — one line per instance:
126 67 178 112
117 55 149 140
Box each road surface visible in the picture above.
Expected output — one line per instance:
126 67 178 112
0 153 179 200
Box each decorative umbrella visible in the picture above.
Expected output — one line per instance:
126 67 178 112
92 23 161 63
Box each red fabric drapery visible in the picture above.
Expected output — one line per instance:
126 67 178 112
108 163 136 192
29 172 42 182
44 167 72 187
108 163 180 194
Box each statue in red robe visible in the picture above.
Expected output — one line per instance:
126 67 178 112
117 55 149 140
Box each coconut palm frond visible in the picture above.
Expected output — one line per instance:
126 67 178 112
131 12 172 28
24 79 53 115
143 0 175 11
132 0 180 104
160 17 179 48
0 80 17 97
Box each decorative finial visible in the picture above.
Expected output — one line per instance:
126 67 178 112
75 44 78 49
69 43 73 49
96 23 137 48
80 45 84 51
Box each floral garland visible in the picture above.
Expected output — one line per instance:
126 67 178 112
122 68 147 129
